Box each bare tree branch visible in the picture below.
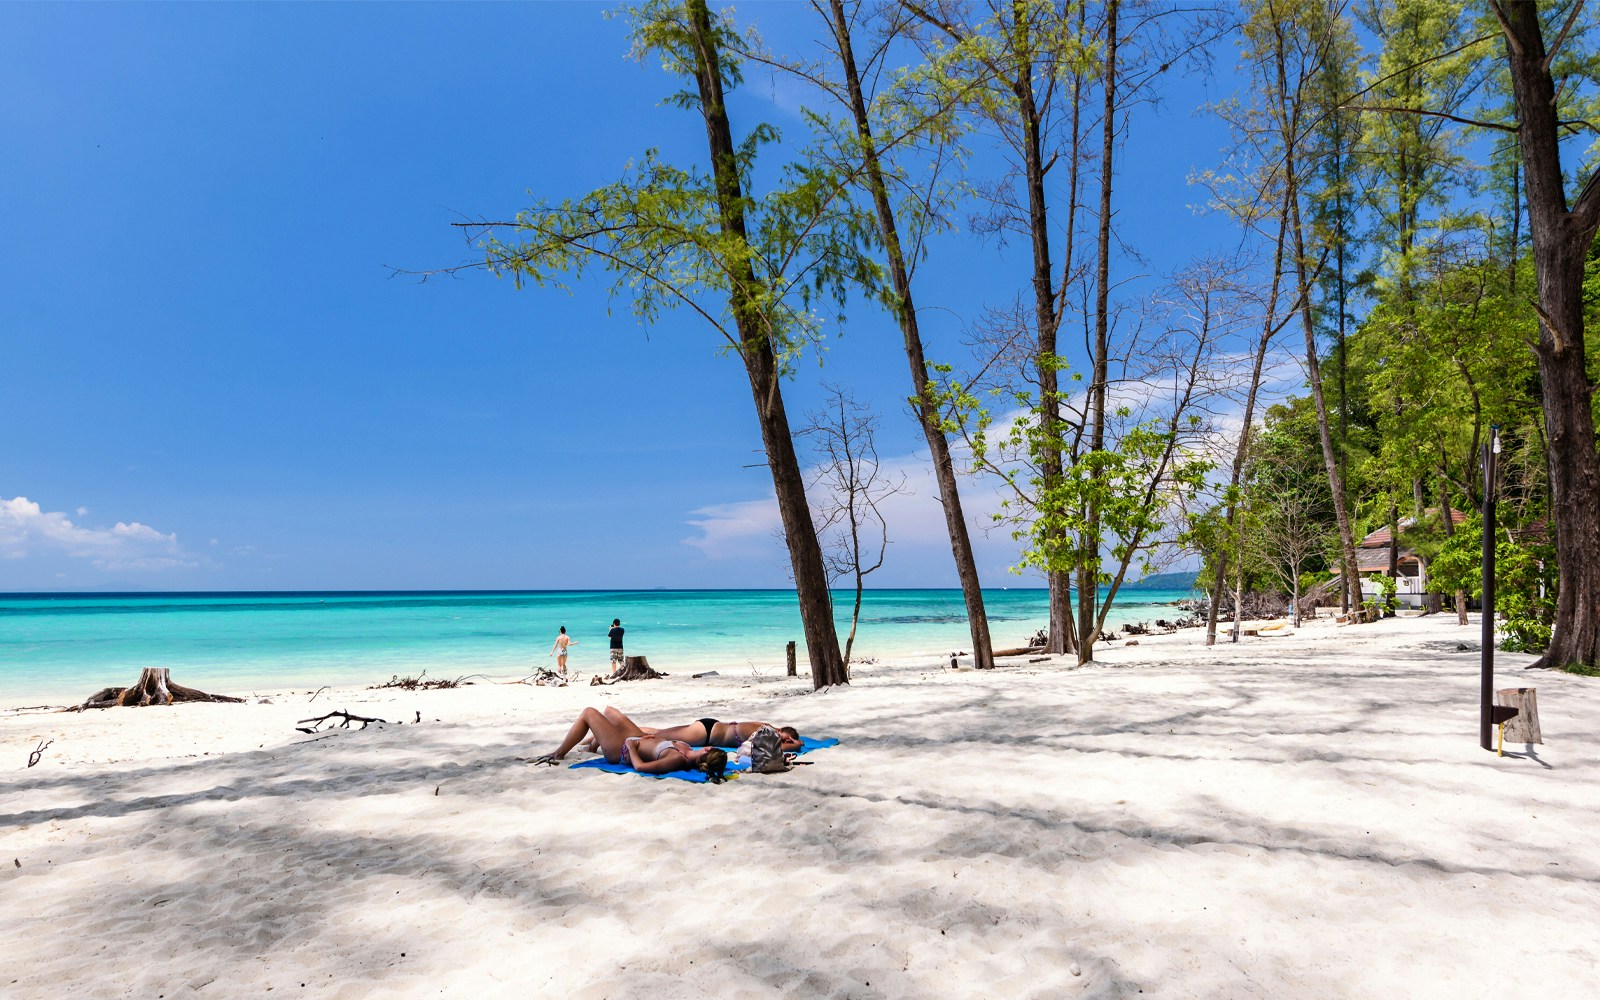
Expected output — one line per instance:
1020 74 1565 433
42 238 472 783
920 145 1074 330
1341 103 1520 133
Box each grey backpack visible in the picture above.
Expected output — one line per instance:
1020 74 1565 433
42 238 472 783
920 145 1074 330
746 725 790 773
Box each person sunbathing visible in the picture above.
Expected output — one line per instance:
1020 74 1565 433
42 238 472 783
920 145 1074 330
532 706 728 780
580 706 802 752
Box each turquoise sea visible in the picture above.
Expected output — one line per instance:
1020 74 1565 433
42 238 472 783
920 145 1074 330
0 588 1194 704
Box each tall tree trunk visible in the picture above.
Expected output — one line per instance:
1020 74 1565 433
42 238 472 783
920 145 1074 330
1208 189 1292 646
1205 551 1229 645
1441 475 1469 625
1501 3 1600 670
827 0 994 669
1231 555 1245 641
1077 0 1118 666
686 0 846 687
1333 129 1350 501
1012 12 1075 657
1388 502 1400 606
1274 20 1362 616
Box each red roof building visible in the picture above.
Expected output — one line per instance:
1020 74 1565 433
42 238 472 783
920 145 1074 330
1343 508 1470 608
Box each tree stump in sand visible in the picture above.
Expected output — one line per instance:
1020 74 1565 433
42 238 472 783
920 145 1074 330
77 668 244 710
609 656 668 682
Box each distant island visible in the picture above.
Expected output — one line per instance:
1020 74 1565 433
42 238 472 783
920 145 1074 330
1121 571 1200 591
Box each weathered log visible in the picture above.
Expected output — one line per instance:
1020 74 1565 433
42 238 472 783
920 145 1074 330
75 668 243 711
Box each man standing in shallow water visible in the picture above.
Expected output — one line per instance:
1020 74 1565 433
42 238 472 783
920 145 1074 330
607 618 625 677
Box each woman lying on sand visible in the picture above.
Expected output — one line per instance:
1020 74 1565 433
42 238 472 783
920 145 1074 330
533 706 729 780
577 706 802 753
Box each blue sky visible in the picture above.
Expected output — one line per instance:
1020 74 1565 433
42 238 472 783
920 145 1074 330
2 2 1250 592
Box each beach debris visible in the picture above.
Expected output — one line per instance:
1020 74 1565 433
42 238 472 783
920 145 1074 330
692 670 720 678
27 739 52 767
73 668 245 711
295 710 388 733
309 685 330 702
370 670 475 691
1029 657 1051 664
1125 640 1140 646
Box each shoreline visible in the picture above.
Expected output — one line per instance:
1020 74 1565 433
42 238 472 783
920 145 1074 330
11 613 1595 998
0 587 1199 709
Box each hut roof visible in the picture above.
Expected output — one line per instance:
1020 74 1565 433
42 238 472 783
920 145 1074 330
1359 507 1470 549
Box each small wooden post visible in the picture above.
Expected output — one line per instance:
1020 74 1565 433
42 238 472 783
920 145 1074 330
786 641 796 677
1495 688 1541 753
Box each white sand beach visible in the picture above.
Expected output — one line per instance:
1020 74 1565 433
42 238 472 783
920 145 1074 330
4 614 1599 999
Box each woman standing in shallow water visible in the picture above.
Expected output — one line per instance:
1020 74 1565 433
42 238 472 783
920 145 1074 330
549 626 576 677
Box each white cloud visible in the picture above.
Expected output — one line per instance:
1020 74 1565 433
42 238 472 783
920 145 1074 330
0 496 198 572
683 498 783 559
680 442 1026 582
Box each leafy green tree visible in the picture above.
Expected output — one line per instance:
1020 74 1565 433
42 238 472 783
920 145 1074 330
1430 516 1557 652
1244 416 1336 627
466 1 872 687
904 0 1099 656
750 0 999 667
1481 3 1600 671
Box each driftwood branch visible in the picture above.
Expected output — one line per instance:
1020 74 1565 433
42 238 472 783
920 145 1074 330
513 668 573 687
27 740 52 767
369 671 474 691
295 710 389 733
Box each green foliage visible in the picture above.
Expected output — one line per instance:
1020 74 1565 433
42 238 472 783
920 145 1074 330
1493 538 1555 652
1020 422 1214 586
1427 516 1555 651
926 355 1213 601
479 3 884 374
1425 517 1482 596
1362 574 1397 617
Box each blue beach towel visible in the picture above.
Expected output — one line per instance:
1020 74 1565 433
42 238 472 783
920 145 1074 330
569 735 840 782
